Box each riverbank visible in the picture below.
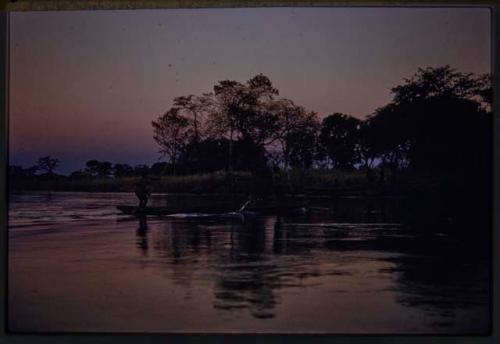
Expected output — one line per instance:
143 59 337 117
9 169 383 194
11 169 492 242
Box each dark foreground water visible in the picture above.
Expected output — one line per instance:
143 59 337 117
8 192 490 333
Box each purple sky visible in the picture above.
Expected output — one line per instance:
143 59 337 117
9 7 491 174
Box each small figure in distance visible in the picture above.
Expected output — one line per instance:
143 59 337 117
135 175 152 210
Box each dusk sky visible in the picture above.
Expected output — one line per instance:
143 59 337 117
9 7 491 174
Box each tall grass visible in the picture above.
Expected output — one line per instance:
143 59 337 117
10 171 258 194
10 169 383 195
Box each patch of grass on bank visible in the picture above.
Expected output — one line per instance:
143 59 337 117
9 169 393 195
301 169 368 188
155 172 254 194
9 171 258 194
269 169 376 195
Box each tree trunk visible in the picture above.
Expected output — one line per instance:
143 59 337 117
283 144 291 190
228 128 234 175
194 113 200 174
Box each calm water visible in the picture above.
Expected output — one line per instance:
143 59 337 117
8 192 490 333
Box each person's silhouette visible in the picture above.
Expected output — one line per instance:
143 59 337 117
135 176 151 209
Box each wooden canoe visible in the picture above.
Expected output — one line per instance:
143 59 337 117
116 204 307 216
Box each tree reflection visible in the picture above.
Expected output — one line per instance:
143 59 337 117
135 216 149 254
380 226 491 330
137 201 490 326
213 217 280 319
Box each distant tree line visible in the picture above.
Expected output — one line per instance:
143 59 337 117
10 65 492 187
9 158 177 180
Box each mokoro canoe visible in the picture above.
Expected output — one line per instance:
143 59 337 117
116 205 256 219
117 205 173 215
117 204 307 216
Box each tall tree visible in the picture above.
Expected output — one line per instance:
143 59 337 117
209 80 244 174
288 114 320 170
318 113 361 170
271 98 319 172
371 65 492 231
173 94 212 144
355 121 380 169
152 108 191 175
209 74 280 175
172 94 213 173
391 65 490 105
364 104 412 171
369 65 491 173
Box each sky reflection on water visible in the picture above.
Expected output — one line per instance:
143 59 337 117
8 192 490 333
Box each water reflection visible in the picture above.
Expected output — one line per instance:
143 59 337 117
213 217 279 319
383 228 490 327
9 192 490 332
136 216 149 254
134 208 489 328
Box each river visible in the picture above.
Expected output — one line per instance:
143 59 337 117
7 192 491 333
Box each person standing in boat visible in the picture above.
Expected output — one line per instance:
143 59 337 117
135 175 152 209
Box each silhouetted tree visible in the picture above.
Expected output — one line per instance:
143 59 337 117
85 160 113 178
391 65 490 105
368 65 491 173
318 113 361 170
152 108 191 175
172 94 213 172
113 163 134 178
365 65 492 232
173 95 208 143
365 104 411 172
288 117 319 170
209 74 280 175
36 156 59 175
270 98 320 172
178 138 229 174
355 121 380 169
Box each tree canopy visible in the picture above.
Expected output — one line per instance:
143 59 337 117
149 67 491 180
36 156 60 175
367 65 491 173
152 107 191 175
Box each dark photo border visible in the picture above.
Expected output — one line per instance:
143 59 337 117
0 1 498 343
